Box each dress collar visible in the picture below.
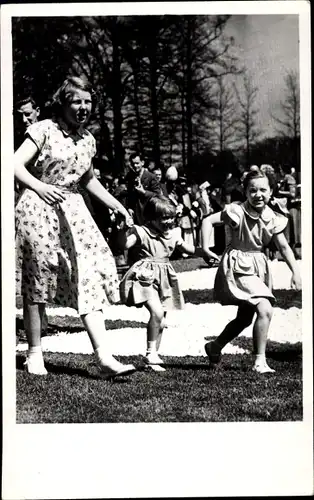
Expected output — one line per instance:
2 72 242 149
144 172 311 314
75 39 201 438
57 118 86 139
242 200 273 222
143 225 172 240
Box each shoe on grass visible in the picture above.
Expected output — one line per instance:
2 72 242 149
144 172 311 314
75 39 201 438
97 358 136 378
145 352 164 365
146 363 166 372
204 341 222 364
24 356 48 376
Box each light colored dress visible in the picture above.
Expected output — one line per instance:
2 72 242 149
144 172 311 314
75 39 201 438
120 225 185 309
214 201 288 306
15 119 119 314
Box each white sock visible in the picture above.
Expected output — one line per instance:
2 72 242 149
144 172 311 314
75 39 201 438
146 340 157 356
28 346 43 356
95 347 114 363
254 354 266 364
25 347 47 374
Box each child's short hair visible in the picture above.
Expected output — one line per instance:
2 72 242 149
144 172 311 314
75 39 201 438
15 96 38 110
143 195 176 222
51 76 97 114
243 166 271 191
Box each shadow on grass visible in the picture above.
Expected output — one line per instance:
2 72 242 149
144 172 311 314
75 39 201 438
204 336 302 363
183 288 301 308
16 318 147 338
16 353 133 383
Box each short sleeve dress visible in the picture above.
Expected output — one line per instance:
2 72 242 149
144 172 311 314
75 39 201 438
119 225 185 310
214 201 288 306
15 119 119 314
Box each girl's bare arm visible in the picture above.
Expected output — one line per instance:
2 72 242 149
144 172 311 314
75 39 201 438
14 138 66 205
272 232 302 290
200 212 223 261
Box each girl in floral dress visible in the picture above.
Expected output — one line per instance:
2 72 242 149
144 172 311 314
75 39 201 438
15 76 135 377
201 167 301 373
119 196 197 371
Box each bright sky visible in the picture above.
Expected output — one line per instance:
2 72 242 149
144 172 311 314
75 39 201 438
226 14 299 137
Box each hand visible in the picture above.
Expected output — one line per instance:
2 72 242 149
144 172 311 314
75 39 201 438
35 183 66 206
203 248 220 264
119 210 134 228
134 182 145 194
291 272 302 291
124 215 134 228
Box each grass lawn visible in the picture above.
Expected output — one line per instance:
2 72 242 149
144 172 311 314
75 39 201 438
16 338 302 423
15 256 302 423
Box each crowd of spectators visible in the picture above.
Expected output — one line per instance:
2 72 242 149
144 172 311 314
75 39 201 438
13 98 301 266
89 154 301 267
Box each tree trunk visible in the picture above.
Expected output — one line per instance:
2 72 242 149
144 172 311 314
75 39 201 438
111 25 124 173
186 19 193 167
133 64 144 152
148 44 161 168
181 89 186 169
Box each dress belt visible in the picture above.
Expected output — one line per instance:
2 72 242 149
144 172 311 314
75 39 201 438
228 246 264 254
139 257 170 264
51 184 80 194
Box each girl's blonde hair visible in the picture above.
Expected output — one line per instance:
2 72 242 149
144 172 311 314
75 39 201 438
51 76 97 115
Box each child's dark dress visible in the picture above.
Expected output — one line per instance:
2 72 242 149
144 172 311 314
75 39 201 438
120 225 185 310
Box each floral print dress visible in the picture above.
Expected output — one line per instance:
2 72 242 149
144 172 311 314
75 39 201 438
15 119 119 314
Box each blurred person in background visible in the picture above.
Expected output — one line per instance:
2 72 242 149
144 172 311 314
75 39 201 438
125 151 161 225
278 165 301 257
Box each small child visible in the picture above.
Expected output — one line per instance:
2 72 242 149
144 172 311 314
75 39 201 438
201 166 301 373
119 195 196 371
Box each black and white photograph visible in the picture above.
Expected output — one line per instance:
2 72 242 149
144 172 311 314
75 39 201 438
1 1 312 498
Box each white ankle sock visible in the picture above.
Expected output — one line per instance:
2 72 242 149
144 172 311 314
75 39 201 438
254 354 266 364
146 340 157 356
28 346 43 356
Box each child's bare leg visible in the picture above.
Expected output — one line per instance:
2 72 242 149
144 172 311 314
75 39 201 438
156 311 167 352
23 299 47 375
205 304 254 363
144 295 165 371
81 310 135 375
252 299 274 373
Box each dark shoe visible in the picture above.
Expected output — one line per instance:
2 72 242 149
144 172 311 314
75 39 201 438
205 341 222 364
203 256 219 268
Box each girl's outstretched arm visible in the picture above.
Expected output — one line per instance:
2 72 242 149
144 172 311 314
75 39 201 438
200 212 223 262
82 167 133 225
115 224 138 251
272 232 302 290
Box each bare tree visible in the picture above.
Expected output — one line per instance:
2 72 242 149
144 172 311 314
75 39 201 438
211 74 239 152
234 70 261 167
272 70 300 139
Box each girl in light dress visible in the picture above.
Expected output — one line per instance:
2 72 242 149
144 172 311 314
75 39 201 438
119 195 198 371
201 166 301 373
15 76 135 378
